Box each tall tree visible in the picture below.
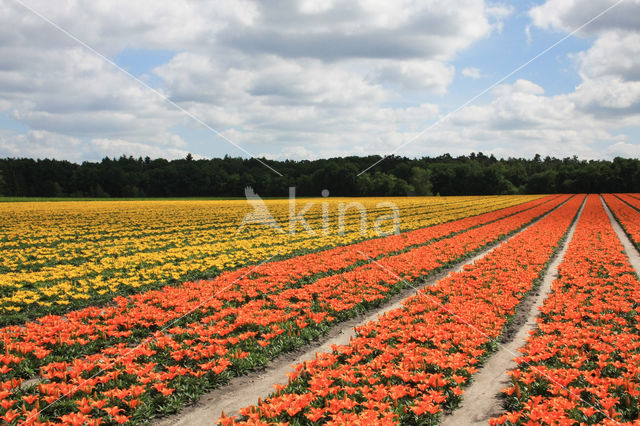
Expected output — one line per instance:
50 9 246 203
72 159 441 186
409 167 432 196
0 167 5 196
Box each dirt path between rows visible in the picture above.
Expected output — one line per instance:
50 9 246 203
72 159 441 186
601 195 640 275
442 196 586 426
156 199 571 426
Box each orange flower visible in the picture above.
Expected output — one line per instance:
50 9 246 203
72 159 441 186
58 412 90 426
76 396 93 414
103 405 123 416
305 407 325 422
1 409 19 423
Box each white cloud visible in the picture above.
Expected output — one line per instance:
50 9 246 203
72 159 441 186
0 44 182 142
370 0 640 161
521 0 640 129
493 79 545 96
219 0 505 62
576 31 640 81
0 129 189 160
0 130 83 160
89 138 189 159
2 0 638 163
525 24 532 44
573 76 640 114
529 0 640 36
372 60 455 93
437 77 613 159
298 0 335 15
0 0 512 161
446 0 640 159
607 141 640 158
461 67 482 79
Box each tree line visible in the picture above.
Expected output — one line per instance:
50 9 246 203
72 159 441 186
0 153 639 197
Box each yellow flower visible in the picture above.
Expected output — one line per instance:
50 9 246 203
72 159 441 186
0 195 541 314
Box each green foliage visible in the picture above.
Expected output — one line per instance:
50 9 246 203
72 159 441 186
0 167 5 196
410 167 433 195
0 153 638 197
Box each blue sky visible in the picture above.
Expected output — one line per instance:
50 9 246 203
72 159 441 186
114 48 175 89
1 0 639 165
449 3 590 99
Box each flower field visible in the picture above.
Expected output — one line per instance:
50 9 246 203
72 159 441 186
491 196 640 425
227 195 584 425
0 196 539 324
1 193 639 426
0 195 565 424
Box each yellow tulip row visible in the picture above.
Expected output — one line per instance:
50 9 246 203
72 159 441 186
0 195 542 319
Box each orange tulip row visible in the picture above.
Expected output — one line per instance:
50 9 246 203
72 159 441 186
491 195 640 425
603 194 640 249
228 196 584 425
617 193 640 210
0 196 568 424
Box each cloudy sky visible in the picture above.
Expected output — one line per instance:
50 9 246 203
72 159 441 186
1 0 640 167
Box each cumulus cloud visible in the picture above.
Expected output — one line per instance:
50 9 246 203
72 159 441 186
573 76 640 117
0 42 182 147
2 0 638 163
0 0 513 161
576 31 640 81
0 129 189 160
434 77 613 159
371 60 455 93
366 0 640 161
462 67 483 79
0 130 82 160
529 0 640 36
89 138 189 159
218 1 504 62
413 4 640 160
430 0 640 160
607 141 640 158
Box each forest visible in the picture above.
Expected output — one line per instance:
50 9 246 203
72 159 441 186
0 153 639 197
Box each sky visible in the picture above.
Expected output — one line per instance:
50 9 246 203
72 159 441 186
1 0 640 169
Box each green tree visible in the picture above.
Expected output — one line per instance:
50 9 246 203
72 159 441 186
122 185 144 197
0 153 638 197
0 168 5 196
311 162 359 196
481 165 518 195
409 167 432 195
526 170 558 194
91 184 109 198
41 180 64 197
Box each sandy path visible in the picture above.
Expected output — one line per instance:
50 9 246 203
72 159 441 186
601 195 640 274
442 196 586 426
156 198 571 426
